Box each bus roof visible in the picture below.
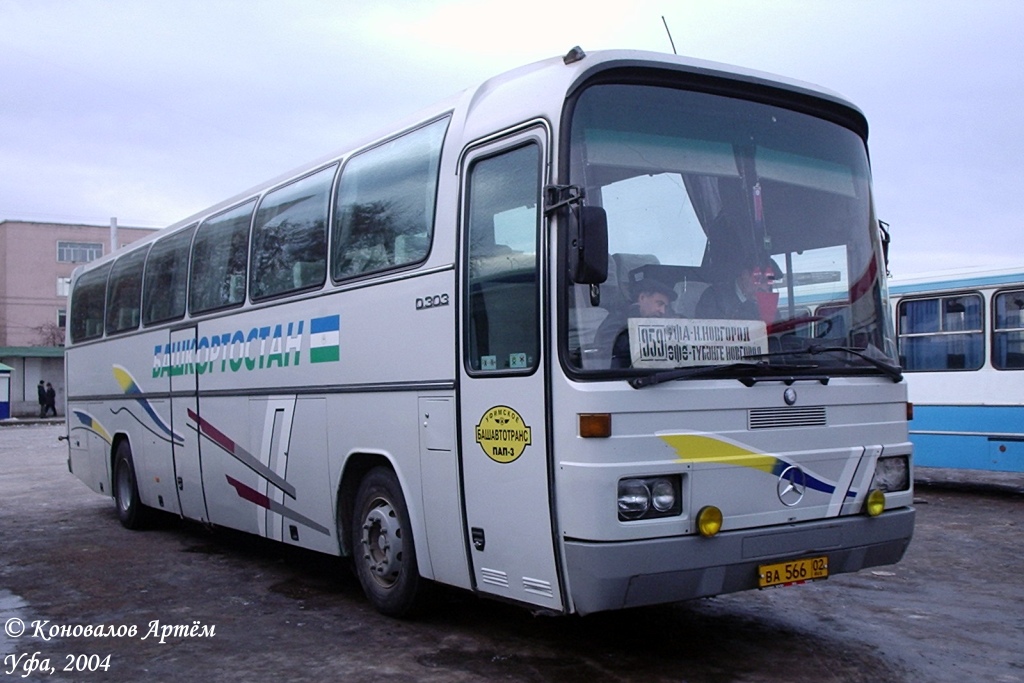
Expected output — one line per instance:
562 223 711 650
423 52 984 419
888 266 1024 295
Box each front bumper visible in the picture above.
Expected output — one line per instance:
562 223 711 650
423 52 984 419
563 506 914 615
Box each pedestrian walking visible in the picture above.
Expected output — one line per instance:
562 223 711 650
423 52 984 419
37 380 46 417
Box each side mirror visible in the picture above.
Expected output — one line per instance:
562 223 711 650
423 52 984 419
570 205 608 284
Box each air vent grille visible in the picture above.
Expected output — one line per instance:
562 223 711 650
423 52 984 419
480 568 509 588
748 406 827 429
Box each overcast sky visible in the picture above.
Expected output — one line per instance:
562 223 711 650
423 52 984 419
2 0 1021 278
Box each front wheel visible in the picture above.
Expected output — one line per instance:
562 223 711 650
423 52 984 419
113 440 149 530
351 467 422 617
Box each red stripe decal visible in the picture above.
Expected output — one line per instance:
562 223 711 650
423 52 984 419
187 408 236 454
225 475 270 509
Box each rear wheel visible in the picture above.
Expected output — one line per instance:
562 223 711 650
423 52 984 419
113 440 149 529
351 467 422 617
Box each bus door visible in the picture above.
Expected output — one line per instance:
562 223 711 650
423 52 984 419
458 128 563 611
169 326 208 522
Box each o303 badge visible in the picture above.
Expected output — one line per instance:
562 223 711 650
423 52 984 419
475 406 532 464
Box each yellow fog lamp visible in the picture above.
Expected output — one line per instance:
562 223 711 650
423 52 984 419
865 489 886 517
696 506 723 537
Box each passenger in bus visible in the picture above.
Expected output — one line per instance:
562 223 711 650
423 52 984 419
696 256 778 323
594 272 678 368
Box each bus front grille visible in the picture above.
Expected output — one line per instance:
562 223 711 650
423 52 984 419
748 406 827 430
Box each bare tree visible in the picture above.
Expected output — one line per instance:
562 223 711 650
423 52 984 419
34 321 65 347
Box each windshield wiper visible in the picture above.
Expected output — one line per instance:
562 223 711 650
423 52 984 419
630 362 759 389
631 345 903 389
743 345 903 382
629 360 817 389
805 345 904 382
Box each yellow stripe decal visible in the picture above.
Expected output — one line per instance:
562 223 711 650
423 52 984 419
659 433 780 474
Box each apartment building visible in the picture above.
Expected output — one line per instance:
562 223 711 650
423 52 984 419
0 220 156 416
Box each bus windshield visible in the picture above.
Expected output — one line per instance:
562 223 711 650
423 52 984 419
565 82 897 377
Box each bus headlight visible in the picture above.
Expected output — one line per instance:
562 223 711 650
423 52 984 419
871 455 909 492
650 479 675 512
617 479 650 519
617 476 681 521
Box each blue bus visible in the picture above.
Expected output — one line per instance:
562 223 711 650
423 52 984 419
889 268 1024 472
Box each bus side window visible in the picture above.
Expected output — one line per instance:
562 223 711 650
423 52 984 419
105 247 149 335
143 224 195 325
465 143 540 373
898 294 984 371
190 201 255 315
250 165 335 300
993 289 1024 370
331 118 447 281
69 263 113 343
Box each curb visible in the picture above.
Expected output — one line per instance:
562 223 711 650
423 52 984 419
0 418 66 427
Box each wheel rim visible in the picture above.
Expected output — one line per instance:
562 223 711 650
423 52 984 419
116 461 133 513
359 497 404 588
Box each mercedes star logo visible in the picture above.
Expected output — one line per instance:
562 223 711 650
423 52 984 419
777 465 807 507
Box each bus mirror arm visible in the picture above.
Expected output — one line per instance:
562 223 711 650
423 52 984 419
544 184 608 287
879 220 891 277
544 184 584 213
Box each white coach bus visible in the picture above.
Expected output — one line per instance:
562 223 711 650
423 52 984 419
65 48 914 617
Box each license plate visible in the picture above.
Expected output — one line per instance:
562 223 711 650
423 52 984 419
758 556 828 588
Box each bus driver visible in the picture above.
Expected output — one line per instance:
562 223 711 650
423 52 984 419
595 272 677 368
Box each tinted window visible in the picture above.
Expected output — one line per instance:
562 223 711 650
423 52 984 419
106 247 149 335
251 165 335 300
332 117 448 280
190 201 254 314
69 263 112 343
143 225 195 325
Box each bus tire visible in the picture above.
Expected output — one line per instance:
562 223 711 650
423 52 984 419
113 440 149 530
351 466 422 617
